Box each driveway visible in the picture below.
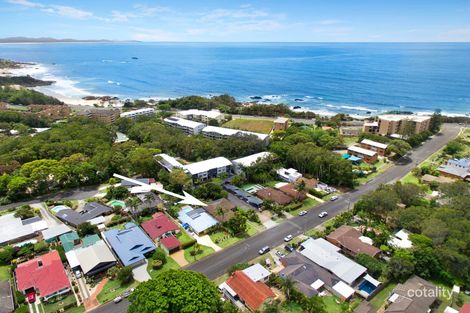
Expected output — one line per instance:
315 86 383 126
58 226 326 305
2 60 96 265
170 250 188 267
31 203 60 227
193 234 221 252
132 261 151 282
0 281 14 313
226 193 256 211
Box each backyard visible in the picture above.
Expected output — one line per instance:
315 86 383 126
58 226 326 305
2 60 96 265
223 118 274 134
369 283 396 310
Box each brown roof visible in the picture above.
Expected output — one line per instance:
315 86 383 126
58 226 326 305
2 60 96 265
226 271 275 311
256 188 293 205
297 178 318 189
278 183 307 200
421 174 455 184
354 302 376 313
205 198 236 222
385 276 437 313
326 225 380 257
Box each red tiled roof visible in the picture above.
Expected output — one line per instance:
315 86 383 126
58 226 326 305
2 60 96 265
226 271 275 311
160 236 181 250
15 250 70 298
141 212 179 240
460 304 470 313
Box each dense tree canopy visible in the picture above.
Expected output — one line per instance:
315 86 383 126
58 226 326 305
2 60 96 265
128 270 222 313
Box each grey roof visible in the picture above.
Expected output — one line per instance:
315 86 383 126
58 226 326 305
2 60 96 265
178 206 218 234
41 224 72 241
135 192 162 211
279 251 341 297
121 178 155 187
438 164 469 178
56 202 113 227
0 213 48 245
385 276 437 313
74 240 116 275
300 238 366 285
223 183 263 207
103 223 155 267
354 302 376 313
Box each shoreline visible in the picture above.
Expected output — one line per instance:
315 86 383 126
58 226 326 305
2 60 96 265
1 60 469 118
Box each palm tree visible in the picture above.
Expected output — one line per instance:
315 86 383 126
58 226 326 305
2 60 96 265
280 276 295 301
126 197 140 221
144 192 155 208
192 243 201 261
216 205 225 222
296 179 306 192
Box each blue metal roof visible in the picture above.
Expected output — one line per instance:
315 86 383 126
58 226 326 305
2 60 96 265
104 223 155 267
178 206 218 234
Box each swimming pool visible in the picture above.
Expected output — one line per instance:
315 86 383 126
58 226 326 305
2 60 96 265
51 205 71 213
358 280 377 295
107 200 126 208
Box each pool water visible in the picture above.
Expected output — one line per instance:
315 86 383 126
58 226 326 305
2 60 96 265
359 280 377 295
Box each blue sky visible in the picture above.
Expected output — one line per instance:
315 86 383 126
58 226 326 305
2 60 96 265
1 0 470 42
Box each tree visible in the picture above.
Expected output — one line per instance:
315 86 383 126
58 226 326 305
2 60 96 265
0 246 14 265
152 248 167 265
168 168 192 192
279 276 295 301
387 249 416 282
76 222 99 237
224 211 248 235
127 147 160 177
356 253 385 278
106 186 130 200
117 266 134 285
126 196 141 219
302 296 326 313
128 270 222 313
296 179 306 192
388 140 411 158
216 206 226 222
14 205 35 219
263 300 281 313
429 110 442 133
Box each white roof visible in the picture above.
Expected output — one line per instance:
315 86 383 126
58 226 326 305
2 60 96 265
242 263 271 282
65 250 80 268
363 121 378 127
178 206 218 234
178 109 223 119
0 214 48 245
389 293 400 303
379 114 431 122
88 216 105 225
120 108 155 118
333 281 355 299
75 240 116 274
41 224 72 241
389 229 413 249
219 282 237 297
274 117 289 123
164 117 205 129
300 238 366 285
310 279 325 290
361 139 388 150
232 152 271 167
348 145 377 157
358 236 374 245
202 126 268 141
444 307 459 313
156 153 184 168
364 274 381 287
183 157 232 175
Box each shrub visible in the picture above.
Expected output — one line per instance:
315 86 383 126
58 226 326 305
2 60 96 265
152 259 163 270
15 291 25 304
152 248 167 265
117 266 134 285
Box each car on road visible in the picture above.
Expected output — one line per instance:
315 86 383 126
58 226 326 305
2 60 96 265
284 234 293 242
258 246 270 255
330 196 339 201
122 288 134 298
27 292 36 303
318 211 328 218
298 210 307 216
113 296 123 303
285 244 294 253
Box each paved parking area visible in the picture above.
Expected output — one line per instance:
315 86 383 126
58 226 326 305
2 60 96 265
0 281 14 313
132 261 151 282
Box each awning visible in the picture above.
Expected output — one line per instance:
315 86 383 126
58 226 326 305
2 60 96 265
310 279 324 290
364 274 381 287
333 281 355 299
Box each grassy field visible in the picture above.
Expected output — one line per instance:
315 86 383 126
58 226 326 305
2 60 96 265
343 136 359 146
42 294 77 313
147 255 180 279
281 301 303 312
321 296 361 313
370 283 396 310
355 159 393 185
0 265 10 281
288 198 320 216
184 245 215 263
223 118 273 134
176 229 196 247
63 306 85 313
97 279 138 304
209 222 260 249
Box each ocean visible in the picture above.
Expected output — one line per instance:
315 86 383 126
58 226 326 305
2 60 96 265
1 42 470 116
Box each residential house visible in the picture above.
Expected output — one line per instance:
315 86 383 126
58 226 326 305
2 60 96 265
120 108 155 119
205 198 236 223
177 109 225 123
55 202 113 227
223 183 263 209
242 263 271 283
340 126 362 137
385 276 438 313
221 271 275 311
178 206 218 235
183 157 232 181
135 192 163 212
438 158 470 181
201 125 269 144
120 177 156 187
347 145 378 163
362 121 379 134
65 240 117 276
103 223 156 267
326 225 380 258
0 214 48 246
15 250 70 302
389 229 413 249
231 152 272 174
256 188 293 205
277 168 302 182
60 231 101 252
360 139 388 156
164 117 205 134
141 212 180 241
41 224 72 243
277 183 307 201
273 117 289 131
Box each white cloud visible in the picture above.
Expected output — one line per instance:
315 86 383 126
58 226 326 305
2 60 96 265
7 0 94 19
131 27 180 41
6 0 39 7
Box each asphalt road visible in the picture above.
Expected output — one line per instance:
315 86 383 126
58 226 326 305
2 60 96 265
185 124 461 279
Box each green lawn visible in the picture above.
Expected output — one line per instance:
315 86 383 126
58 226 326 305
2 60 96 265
147 255 180 279
289 198 319 216
0 265 10 281
184 245 215 263
42 294 77 313
343 136 359 146
223 118 274 134
370 283 396 310
210 231 241 249
96 279 139 304
63 306 85 313
355 159 393 185
322 296 362 313
281 301 303 313
176 229 196 247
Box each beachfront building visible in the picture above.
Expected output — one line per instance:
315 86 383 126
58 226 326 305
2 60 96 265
232 152 272 174
15 250 71 302
176 109 225 123
340 126 362 137
155 153 184 171
273 117 289 131
362 121 379 134
183 157 232 181
276 168 302 182
103 223 155 267
0 213 48 246
164 117 205 135
347 145 378 163
360 139 388 156
120 108 155 119
366 115 431 136
438 158 470 181
201 126 269 145
178 206 218 235
78 108 120 124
